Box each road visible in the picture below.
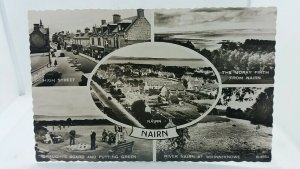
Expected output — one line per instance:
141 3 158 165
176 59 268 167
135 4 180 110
33 50 97 86
91 81 144 128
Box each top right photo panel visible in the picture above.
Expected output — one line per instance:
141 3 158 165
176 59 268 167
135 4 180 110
154 7 277 84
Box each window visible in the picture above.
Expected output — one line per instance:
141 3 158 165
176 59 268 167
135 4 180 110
98 38 101 46
92 38 94 45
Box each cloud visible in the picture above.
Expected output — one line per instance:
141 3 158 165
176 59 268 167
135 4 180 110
190 7 246 13
155 7 277 29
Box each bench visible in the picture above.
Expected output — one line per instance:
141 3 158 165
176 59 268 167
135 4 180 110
109 141 134 155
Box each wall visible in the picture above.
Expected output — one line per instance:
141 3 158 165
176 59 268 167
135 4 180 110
126 17 151 41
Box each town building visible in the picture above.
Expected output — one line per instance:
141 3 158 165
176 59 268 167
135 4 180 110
29 20 50 53
73 28 92 52
89 9 151 59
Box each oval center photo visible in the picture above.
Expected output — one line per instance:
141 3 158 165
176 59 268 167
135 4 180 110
88 42 222 129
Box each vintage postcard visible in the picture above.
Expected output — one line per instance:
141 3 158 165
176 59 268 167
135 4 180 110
29 7 276 162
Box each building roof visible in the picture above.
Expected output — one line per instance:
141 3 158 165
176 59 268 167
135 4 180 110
201 84 218 90
165 83 186 91
93 15 147 35
73 32 90 39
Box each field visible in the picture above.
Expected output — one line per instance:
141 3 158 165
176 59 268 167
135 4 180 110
157 103 199 124
157 115 272 161
35 125 153 161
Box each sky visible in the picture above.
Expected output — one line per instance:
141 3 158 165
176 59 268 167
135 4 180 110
110 42 203 59
28 9 151 35
154 7 277 50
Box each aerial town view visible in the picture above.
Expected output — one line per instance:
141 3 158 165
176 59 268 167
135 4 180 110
90 43 220 129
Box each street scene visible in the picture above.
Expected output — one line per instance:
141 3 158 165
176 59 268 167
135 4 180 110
90 43 220 129
31 48 97 86
156 87 273 161
29 8 151 86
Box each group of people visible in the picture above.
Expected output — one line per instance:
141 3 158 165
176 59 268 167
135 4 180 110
68 125 128 151
48 49 59 67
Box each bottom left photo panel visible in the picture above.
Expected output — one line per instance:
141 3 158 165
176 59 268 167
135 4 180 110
33 87 153 162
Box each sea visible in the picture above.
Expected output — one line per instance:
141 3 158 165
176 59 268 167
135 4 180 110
106 58 210 68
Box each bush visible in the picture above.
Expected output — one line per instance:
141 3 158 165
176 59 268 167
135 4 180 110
169 95 179 104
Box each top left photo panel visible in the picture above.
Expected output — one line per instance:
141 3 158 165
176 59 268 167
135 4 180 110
29 9 152 87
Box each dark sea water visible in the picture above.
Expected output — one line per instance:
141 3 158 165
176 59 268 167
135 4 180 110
156 30 276 51
106 58 210 68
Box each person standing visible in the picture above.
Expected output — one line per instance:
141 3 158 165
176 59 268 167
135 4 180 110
90 130 96 150
69 130 76 146
102 129 108 142
54 60 58 67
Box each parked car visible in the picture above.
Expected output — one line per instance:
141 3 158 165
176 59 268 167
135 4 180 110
59 53 65 57
73 50 79 55
66 45 72 52
43 71 62 85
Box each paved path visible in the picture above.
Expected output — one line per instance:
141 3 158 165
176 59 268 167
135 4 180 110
91 81 144 128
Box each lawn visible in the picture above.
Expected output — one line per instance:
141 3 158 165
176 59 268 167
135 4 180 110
157 103 200 125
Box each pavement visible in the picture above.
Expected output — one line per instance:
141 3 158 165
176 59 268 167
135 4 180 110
32 50 97 86
30 53 50 70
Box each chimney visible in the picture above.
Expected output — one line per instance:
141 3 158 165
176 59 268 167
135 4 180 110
34 24 40 31
137 9 144 18
101 20 106 25
113 14 121 24
84 27 90 33
92 26 96 33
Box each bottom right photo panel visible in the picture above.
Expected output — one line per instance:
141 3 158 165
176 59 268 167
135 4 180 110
156 87 273 162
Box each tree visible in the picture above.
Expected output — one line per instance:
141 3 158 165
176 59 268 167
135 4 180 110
169 95 179 104
200 48 213 61
52 33 59 43
182 79 188 89
221 87 258 105
131 100 146 120
250 88 274 127
66 118 72 127
116 89 122 95
197 105 207 113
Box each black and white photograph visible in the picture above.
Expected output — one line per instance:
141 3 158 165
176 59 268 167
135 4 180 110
154 7 276 84
27 7 276 163
33 87 153 161
29 8 154 162
156 87 273 161
29 9 151 86
90 43 220 129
